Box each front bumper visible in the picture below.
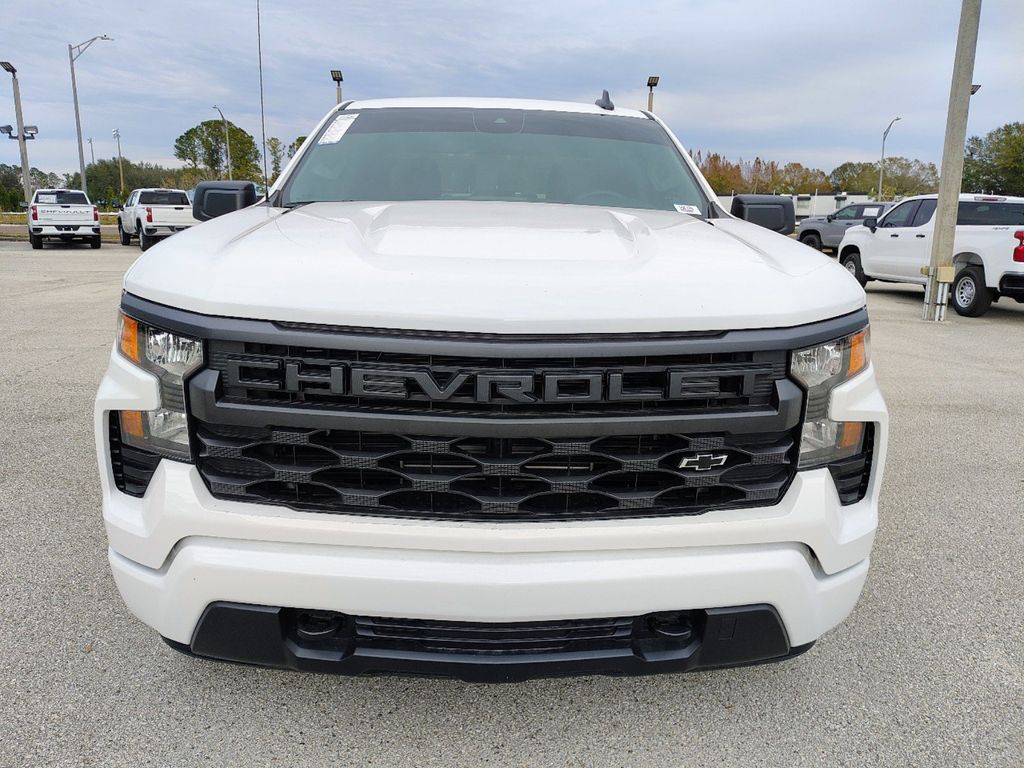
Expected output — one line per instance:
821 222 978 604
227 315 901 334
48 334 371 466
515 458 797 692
96 346 887 677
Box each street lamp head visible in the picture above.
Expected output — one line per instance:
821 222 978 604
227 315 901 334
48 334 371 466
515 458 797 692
647 75 660 88
23 126 38 137
970 84 981 95
0 61 15 74
0 125 12 136
100 35 113 41
331 70 344 83
112 128 120 138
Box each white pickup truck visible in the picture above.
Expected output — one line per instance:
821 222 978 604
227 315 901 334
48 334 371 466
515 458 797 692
838 193 1024 316
96 97 887 681
28 189 101 249
118 188 197 251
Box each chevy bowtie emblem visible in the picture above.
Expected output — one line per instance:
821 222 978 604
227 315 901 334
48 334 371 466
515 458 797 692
678 453 728 471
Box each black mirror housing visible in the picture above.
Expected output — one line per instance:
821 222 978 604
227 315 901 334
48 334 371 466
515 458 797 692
826 214 834 222
863 216 878 232
730 194 795 235
193 180 257 221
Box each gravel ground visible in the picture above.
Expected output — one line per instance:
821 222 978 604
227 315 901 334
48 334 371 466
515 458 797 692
1 240 1021 767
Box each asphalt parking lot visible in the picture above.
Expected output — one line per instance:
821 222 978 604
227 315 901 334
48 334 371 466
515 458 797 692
1 239 1021 767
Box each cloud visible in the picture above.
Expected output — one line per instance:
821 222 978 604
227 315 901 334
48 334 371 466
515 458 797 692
1 0 1021 175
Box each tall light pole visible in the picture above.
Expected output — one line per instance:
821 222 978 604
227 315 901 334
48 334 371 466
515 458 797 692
68 35 112 196
877 116 900 201
0 61 34 203
112 128 124 196
87 137 95 165
330 70 344 105
923 0 982 322
212 105 232 180
647 76 659 112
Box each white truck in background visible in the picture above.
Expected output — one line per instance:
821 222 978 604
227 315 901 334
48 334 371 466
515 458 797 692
837 193 1024 317
118 188 198 251
27 189 101 249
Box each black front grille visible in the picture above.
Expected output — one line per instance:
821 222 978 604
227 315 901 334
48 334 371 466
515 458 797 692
207 339 788 419
351 615 638 655
195 421 797 521
108 412 161 497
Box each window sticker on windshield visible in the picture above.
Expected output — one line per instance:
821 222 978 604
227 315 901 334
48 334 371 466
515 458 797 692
37 194 57 203
674 204 701 215
318 114 358 145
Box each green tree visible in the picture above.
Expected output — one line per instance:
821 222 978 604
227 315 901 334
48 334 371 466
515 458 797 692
173 120 261 180
962 122 1024 196
829 162 878 194
266 136 285 183
288 135 307 158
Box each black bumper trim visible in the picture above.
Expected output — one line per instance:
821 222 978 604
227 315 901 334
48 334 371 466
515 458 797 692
169 602 810 682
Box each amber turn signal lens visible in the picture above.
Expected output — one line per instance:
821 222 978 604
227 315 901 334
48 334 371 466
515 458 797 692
838 421 865 451
846 329 868 378
119 410 145 439
118 313 140 363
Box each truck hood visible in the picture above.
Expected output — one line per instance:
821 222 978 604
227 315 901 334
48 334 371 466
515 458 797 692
124 200 865 334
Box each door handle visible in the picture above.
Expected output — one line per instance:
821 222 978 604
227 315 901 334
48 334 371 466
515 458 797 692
915 234 926 238
890 234 899 237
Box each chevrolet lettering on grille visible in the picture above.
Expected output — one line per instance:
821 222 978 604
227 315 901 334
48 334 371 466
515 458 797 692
223 359 765 404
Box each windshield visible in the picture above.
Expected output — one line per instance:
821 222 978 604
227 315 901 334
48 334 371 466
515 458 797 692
283 108 707 213
139 191 189 206
36 191 88 205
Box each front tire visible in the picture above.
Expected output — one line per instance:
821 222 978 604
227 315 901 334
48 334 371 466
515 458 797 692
118 220 131 245
800 232 822 250
30 233 42 250
840 250 868 288
951 266 992 317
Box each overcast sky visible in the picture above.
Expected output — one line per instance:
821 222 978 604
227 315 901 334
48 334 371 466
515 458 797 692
2 0 1022 176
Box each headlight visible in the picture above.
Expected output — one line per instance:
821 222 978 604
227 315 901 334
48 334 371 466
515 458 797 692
115 312 203 460
790 328 869 469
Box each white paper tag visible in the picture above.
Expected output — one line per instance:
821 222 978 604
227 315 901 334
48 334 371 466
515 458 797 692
37 194 57 203
318 114 358 145
674 204 702 215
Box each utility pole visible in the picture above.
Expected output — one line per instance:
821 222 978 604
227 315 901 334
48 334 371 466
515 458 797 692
212 105 232 180
112 128 125 195
68 35 112 196
877 117 900 200
647 76 659 112
1 62 34 202
331 70 344 105
923 0 982 322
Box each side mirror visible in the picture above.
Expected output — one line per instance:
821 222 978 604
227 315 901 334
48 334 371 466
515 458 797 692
826 214 835 222
863 216 878 232
730 194 795 235
193 180 257 221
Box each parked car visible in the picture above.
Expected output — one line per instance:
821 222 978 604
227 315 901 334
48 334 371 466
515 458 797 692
797 202 894 251
96 97 888 681
838 193 1024 316
117 188 198 250
27 189 100 249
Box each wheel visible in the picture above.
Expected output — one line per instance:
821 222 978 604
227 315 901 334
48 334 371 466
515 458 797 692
139 228 154 252
118 220 131 245
90 235 101 249
29 233 42 250
840 250 868 288
951 266 992 317
800 232 822 250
